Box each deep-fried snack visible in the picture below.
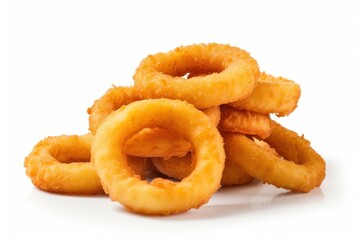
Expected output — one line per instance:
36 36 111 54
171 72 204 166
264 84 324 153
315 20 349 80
223 121 326 193
24 134 102 195
88 85 220 158
91 99 225 215
219 105 271 139
24 134 147 195
151 153 253 187
24 42 326 217
133 43 260 109
230 72 301 116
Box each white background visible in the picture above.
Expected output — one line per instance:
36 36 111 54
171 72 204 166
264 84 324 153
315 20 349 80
1 0 359 239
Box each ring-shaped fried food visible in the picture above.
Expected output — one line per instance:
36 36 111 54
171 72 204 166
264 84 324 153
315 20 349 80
219 105 271 139
24 134 102 195
88 85 220 158
133 43 260 109
91 99 225 215
223 120 326 193
230 72 301 116
24 134 147 195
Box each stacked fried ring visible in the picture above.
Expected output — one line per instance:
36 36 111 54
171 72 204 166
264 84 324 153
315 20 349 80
24 43 326 216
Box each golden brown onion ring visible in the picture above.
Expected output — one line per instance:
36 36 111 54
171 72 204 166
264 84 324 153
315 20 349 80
133 43 260 109
88 85 220 158
24 134 147 195
230 72 301 116
219 105 271 139
91 99 225 215
223 120 326 193
24 134 102 195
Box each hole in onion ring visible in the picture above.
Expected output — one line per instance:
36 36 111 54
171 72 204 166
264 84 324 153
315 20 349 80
180 70 222 79
48 139 91 164
154 55 225 79
149 152 195 182
124 127 194 183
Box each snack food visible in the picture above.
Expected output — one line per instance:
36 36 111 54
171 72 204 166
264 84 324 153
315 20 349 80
223 121 326 193
89 86 220 158
24 43 326 216
24 134 147 195
91 99 225 215
219 105 271 139
133 43 260 109
24 134 102 195
230 72 301 116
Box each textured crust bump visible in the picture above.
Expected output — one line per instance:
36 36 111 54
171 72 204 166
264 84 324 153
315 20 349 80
133 43 260 109
91 99 225 215
219 105 272 139
223 121 326 193
230 72 301 116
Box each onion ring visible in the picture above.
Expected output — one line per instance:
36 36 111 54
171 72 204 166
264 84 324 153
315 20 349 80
223 120 326 193
91 99 225 215
229 72 301 116
88 85 220 158
24 134 102 195
219 105 271 139
24 134 147 195
133 43 260 109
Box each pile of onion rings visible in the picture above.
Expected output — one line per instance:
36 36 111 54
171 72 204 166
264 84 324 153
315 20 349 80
24 43 326 216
